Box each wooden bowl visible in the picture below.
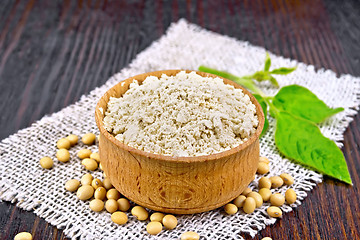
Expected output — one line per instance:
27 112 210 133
95 70 264 214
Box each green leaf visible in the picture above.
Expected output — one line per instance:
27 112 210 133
275 111 352 184
252 71 270 81
253 94 269 137
264 52 271 71
273 85 344 123
270 67 297 75
269 76 279 87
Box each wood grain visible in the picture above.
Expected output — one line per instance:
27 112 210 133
0 0 359 239
95 70 264 214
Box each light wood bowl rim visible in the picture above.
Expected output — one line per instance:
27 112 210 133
95 70 264 163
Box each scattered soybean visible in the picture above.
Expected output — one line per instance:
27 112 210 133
82 133 96 145
14 232 33 240
259 188 272 202
39 157 53 169
224 203 238 215
89 199 104 212
280 173 294 186
57 138 71 149
269 176 284 188
91 178 103 189
90 152 100 162
78 149 92 159
162 214 178 229
146 221 162 235
267 206 282 218
243 197 256 214
247 192 263 208
285 188 297 204
66 134 78 146
76 185 94 200
257 162 270 175
117 198 131 212
107 188 120 200
81 173 93 185
65 179 80 192
181 231 200 240
131 206 148 221
82 158 98 171
270 193 285 207
105 199 118 213
111 211 128 225
258 177 271 189
56 149 70 163
150 212 165 223
233 195 246 208
94 187 106 200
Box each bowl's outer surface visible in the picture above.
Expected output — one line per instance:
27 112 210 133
95 70 264 214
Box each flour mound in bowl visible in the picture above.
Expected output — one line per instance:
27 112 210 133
103 71 259 157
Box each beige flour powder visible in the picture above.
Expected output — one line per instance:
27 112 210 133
103 71 258 157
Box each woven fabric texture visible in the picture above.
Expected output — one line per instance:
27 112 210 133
0 19 359 240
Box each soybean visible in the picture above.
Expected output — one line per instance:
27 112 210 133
243 197 256 214
146 221 162 235
89 199 104 212
90 152 100 162
57 138 71 149
285 188 297 204
91 178 103 189
150 212 165 223
105 199 118 213
39 157 53 169
280 173 294 186
117 198 131 212
82 133 96 145
131 206 148 221
270 176 284 188
162 214 177 229
78 149 92 159
267 206 282 218
259 188 272 202
77 185 94 200
241 187 252 196
65 179 80 192
247 192 263 208
257 162 270 175
82 158 98 171
56 149 70 163
81 173 93 185
107 188 120 200
14 232 33 240
270 193 285 206
103 177 113 190
66 134 78 146
258 177 271 189
259 156 270 164
181 231 200 240
94 187 106 200
224 203 238 215
111 211 128 225
233 195 246 208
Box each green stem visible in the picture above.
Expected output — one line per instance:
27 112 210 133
198 66 266 97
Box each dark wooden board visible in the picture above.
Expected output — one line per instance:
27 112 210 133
0 0 359 239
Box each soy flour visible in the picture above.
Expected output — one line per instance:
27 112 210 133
103 71 258 157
